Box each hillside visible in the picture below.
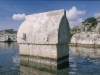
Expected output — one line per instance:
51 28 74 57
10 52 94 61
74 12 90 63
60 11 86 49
0 29 17 42
70 16 100 47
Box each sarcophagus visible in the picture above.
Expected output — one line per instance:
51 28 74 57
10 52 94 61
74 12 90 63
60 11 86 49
17 9 71 69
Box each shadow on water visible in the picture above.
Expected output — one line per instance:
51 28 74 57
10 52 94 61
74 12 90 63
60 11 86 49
56 10 70 70
56 44 69 70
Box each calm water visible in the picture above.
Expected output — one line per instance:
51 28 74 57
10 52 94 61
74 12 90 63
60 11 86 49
0 42 100 75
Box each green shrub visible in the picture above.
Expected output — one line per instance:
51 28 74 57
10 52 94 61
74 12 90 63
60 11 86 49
83 17 98 31
85 17 97 23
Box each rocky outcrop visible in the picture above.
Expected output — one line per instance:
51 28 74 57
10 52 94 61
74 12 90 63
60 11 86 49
0 29 17 42
70 16 100 46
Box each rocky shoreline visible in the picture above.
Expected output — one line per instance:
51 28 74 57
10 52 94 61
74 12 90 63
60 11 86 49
0 29 17 42
70 16 100 47
69 43 100 48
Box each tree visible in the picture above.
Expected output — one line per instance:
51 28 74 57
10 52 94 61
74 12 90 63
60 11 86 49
84 17 98 27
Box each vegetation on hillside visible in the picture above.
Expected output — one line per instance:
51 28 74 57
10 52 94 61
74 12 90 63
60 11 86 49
71 17 98 36
0 29 17 34
83 17 98 31
71 26 80 37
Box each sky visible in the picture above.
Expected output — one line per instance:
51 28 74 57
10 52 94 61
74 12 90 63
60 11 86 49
0 1 100 31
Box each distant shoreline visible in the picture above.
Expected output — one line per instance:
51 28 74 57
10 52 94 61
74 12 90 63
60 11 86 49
0 29 17 42
69 43 100 48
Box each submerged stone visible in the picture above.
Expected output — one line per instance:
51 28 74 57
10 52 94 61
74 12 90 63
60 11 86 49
17 9 71 69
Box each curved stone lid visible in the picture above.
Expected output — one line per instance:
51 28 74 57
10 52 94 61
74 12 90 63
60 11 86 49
17 9 71 44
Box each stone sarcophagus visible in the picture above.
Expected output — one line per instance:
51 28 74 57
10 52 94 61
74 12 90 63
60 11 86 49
17 9 71 69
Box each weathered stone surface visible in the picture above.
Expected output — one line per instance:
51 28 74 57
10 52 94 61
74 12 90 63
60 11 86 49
70 31 100 45
18 9 70 68
71 32 100 45
97 16 100 22
17 9 70 44
19 44 69 59
70 16 100 46
0 34 17 42
0 29 17 42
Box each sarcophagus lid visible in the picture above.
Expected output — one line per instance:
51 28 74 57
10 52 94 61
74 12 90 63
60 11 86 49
17 9 70 44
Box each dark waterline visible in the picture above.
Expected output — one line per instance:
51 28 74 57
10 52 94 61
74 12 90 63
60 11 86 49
0 42 100 75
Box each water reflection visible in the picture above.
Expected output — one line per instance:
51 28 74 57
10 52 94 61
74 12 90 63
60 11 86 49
20 55 69 75
0 42 18 50
70 46 100 59
0 42 20 75
69 46 100 75
1 42 100 75
0 42 69 75
20 66 68 75
20 65 69 75
19 44 69 75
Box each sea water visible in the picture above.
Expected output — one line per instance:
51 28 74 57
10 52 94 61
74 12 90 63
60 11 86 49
0 42 100 75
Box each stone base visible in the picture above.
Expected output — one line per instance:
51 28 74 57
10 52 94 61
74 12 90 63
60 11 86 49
20 55 69 71
19 44 69 70
19 44 69 59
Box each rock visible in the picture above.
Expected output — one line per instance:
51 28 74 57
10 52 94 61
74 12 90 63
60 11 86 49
0 29 17 42
70 17 100 46
97 16 100 22
70 18 100 46
95 22 100 33
70 26 80 36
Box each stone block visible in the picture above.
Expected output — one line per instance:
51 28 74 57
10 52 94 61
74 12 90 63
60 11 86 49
18 9 70 69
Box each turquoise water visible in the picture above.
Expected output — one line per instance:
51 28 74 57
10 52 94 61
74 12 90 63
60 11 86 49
0 42 100 75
